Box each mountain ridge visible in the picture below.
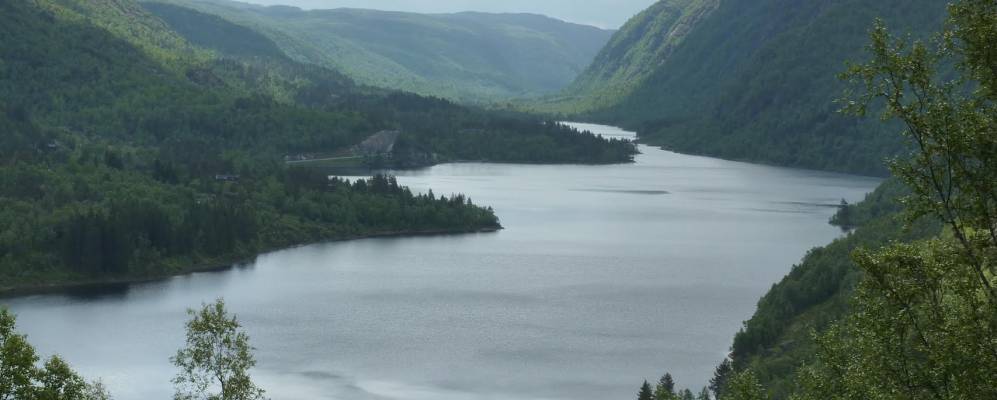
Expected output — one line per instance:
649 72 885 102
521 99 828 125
143 0 615 102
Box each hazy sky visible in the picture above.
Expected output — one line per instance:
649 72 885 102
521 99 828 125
239 0 658 29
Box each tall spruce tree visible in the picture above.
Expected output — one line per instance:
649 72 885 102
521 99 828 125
654 373 676 400
709 359 732 398
638 381 655 400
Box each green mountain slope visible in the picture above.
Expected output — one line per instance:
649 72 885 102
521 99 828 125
557 0 719 111
555 0 949 175
143 0 614 102
142 1 287 60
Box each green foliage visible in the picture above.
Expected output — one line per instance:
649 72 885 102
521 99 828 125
654 373 676 400
0 310 37 400
791 2 997 398
172 299 265 400
144 0 613 102
36 357 110 400
793 240 997 400
723 371 765 400
0 310 109 400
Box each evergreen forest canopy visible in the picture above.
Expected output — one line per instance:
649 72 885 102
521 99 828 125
634 1 997 398
141 0 615 102
0 0 635 291
540 0 951 176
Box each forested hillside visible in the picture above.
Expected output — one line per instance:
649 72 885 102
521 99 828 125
549 0 949 175
143 0 614 102
638 2 997 398
727 182 941 398
0 0 633 292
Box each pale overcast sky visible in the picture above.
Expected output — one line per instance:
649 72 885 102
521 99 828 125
239 0 658 29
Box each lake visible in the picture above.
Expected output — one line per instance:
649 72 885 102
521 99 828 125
3 124 881 400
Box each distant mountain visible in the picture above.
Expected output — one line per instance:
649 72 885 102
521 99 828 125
142 0 615 102
548 0 949 176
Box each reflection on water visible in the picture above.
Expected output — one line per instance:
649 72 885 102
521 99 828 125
61 284 132 301
3 124 880 400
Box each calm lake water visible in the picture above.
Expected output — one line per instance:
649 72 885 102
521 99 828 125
3 124 880 400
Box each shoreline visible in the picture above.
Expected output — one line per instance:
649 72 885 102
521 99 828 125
0 226 501 299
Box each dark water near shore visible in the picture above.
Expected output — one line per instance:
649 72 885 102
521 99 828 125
3 124 880 400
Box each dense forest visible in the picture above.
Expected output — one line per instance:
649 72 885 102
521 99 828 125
143 0 614 102
0 0 634 291
540 0 950 176
726 181 940 398
637 1 997 398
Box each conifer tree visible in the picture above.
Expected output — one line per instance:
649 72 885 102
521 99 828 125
709 359 732 398
654 373 676 400
638 380 654 400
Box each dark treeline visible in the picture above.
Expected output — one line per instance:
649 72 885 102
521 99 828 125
635 372 712 400
0 143 499 287
342 93 637 166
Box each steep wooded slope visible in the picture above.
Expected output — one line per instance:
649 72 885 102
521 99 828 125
557 0 719 112
555 0 949 175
